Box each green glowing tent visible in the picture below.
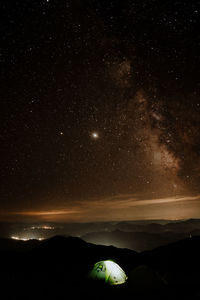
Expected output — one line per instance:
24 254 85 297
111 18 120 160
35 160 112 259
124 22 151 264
89 260 127 285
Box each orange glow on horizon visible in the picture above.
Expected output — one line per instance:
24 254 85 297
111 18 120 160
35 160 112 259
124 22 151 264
0 194 200 222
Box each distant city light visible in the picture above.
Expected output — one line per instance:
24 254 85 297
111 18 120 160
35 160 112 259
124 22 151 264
30 225 54 230
11 236 29 241
42 225 54 230
11 236 44 241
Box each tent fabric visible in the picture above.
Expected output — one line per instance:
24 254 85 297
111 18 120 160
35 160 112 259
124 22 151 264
89 260 127 285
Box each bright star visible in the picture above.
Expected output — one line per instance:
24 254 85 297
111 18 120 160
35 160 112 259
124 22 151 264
91 132 99 139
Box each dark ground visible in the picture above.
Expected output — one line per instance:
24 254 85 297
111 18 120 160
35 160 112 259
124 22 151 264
0 235 200 299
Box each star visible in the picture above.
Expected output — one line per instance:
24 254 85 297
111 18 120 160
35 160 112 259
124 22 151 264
91 132 99 139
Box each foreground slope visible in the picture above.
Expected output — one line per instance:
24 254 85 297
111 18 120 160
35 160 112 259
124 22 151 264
0 235 200 299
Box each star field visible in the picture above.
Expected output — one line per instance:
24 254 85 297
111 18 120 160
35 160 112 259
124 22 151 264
1 0 200 221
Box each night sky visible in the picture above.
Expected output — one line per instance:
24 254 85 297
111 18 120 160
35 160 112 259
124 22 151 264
1 0 200 222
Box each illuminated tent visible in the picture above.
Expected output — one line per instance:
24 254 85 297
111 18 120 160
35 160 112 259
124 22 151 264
89 260 127 285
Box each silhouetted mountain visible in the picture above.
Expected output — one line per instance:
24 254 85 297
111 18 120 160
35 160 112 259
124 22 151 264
30 235 136 273
2 219 200 245
141 236 200 278
81 219 200 251
82 229 189 251
0 237 40 252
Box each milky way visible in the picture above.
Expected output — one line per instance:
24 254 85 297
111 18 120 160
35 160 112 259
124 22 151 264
1 0 200 221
